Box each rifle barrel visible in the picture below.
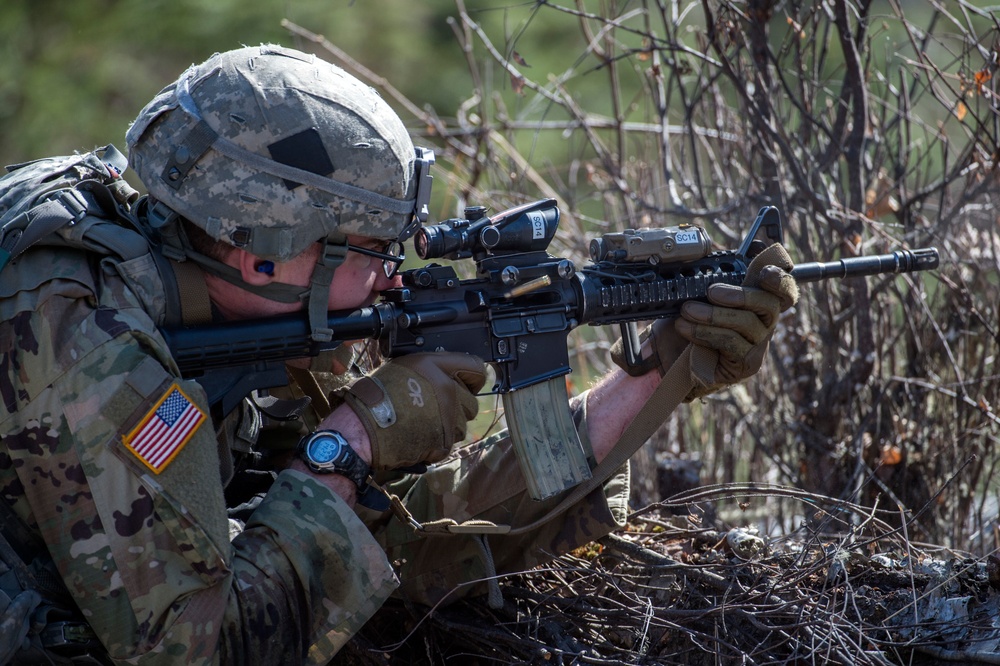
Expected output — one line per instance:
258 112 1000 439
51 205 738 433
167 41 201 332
790 247 938 283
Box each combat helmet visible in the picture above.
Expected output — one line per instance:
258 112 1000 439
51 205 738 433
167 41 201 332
126 44 433 339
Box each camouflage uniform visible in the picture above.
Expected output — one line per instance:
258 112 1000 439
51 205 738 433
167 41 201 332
283 363 631 607
370 432 630 607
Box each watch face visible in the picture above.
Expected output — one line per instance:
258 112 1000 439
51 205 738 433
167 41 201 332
307 435 343 465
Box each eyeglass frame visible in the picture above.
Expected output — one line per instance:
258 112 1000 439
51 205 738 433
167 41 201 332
346 240 405 279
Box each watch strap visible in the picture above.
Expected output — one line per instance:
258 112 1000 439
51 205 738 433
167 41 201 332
356 484 390 512
338 442 369 485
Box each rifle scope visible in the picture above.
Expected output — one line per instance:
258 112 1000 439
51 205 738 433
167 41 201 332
415 198 560 260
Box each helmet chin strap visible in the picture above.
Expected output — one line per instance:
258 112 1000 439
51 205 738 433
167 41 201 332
307 236 349 342
183 248 311 304
146 198 352 341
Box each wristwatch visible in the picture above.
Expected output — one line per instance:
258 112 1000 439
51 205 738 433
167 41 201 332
295 430 389 511
297 430 369 485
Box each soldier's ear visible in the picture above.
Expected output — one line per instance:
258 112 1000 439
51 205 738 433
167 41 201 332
236 249 274 285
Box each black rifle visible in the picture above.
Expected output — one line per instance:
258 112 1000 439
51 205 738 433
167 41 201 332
161 200 939 499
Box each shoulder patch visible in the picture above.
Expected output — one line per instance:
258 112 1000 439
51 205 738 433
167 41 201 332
122 383 206 473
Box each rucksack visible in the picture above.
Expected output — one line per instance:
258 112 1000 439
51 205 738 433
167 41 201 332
0 145 212 330
0 145 142 274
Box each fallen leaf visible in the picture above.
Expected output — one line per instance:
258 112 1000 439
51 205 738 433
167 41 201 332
880 444 903 466
511 73 526 95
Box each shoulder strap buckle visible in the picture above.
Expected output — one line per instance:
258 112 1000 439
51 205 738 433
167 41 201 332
54 188 92 224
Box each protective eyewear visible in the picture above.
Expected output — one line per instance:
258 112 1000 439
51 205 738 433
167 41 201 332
347 240 405 279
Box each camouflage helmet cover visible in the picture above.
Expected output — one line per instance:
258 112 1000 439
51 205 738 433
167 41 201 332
126 44 431 262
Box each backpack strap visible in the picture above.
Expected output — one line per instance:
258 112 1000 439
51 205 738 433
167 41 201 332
0 188 102 271
0 178 212 329
169 258 214 326
0 145 133 273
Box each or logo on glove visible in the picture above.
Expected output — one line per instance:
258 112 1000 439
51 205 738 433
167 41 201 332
407 378 425 407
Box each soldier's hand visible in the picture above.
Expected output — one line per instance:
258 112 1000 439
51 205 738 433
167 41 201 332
336 352 487 471
675 251 798 395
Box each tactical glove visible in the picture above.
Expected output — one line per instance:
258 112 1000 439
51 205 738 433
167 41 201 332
336 352 487 471
610 244 798 397
676 244 798 398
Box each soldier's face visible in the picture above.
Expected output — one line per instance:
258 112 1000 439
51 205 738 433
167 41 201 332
278 236 403 311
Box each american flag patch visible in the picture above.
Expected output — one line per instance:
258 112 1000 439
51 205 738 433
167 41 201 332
123 384 205 473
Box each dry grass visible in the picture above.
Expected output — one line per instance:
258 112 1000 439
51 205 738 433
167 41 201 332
342 490 1000 664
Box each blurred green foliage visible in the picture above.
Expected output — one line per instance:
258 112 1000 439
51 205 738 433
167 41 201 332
3 0 996 168
0 0 595 166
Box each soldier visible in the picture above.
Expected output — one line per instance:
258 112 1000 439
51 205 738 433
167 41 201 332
0 45 797 663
